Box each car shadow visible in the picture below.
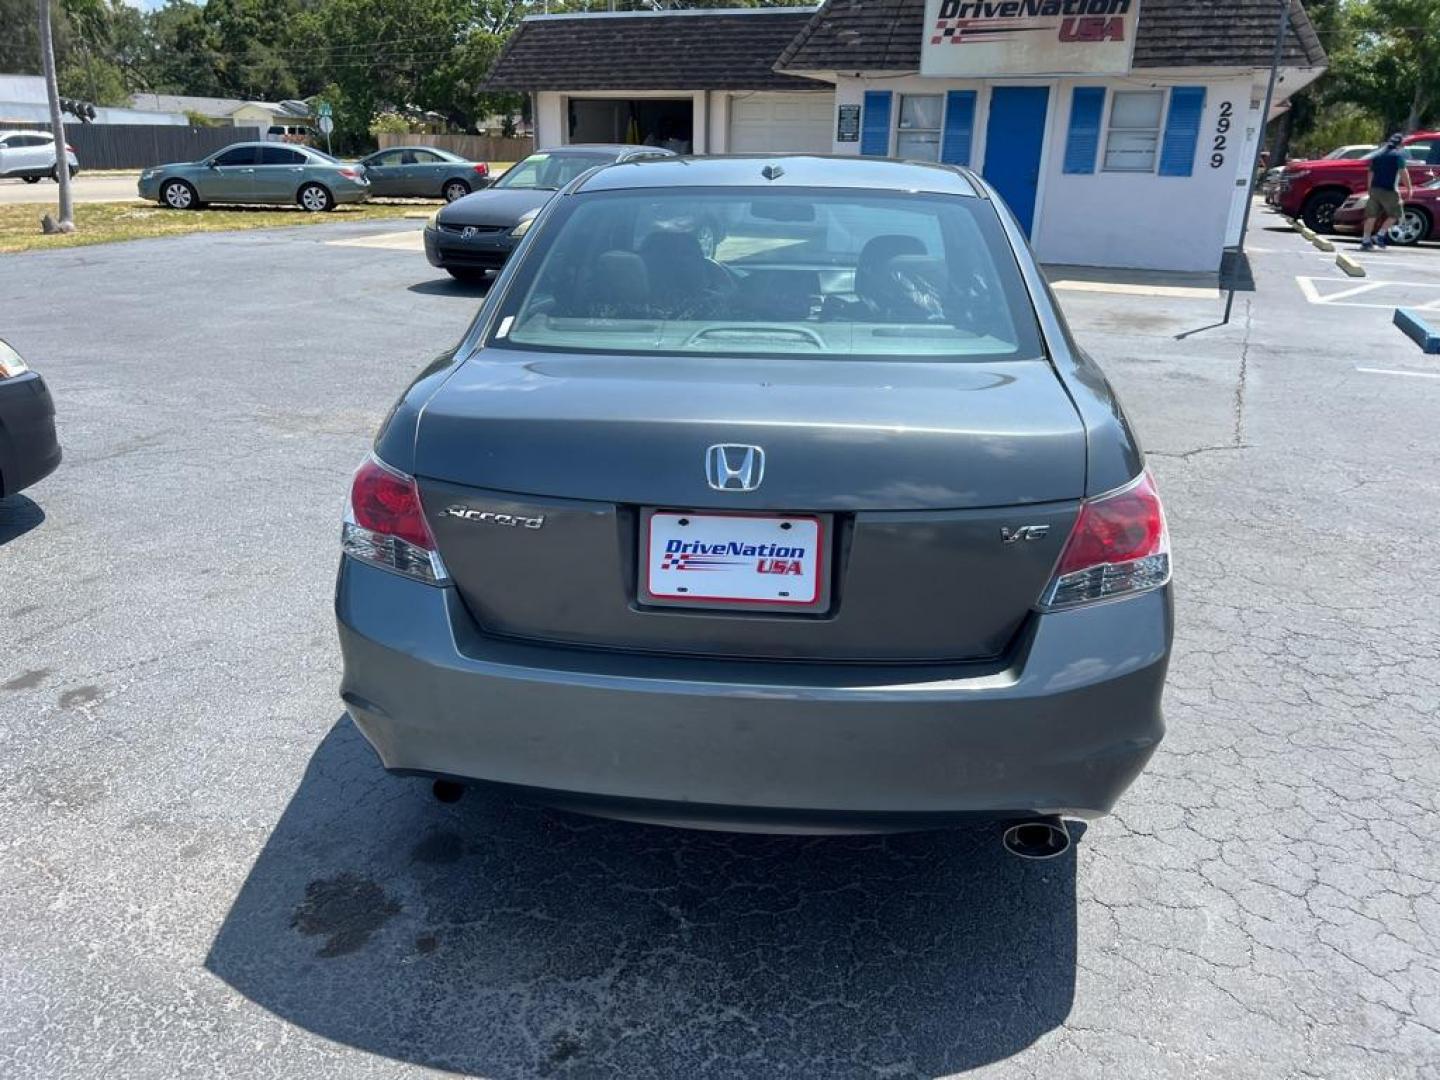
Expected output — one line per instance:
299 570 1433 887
206 717 1080 1077
407 277 492 297
0 494 45 546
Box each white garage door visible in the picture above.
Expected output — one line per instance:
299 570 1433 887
728 93 835 154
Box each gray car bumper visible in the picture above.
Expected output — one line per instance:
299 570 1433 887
336 558 1170 828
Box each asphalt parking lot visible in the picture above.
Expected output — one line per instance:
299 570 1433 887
2 207 1438 1079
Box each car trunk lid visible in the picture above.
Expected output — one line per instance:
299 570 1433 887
413 352 1086 661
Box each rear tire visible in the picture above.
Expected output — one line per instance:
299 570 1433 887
161 179 199 210
442 178 471 203
22 175 40 185
298 182 333 212
1301 189 1346 233
49 165 77 182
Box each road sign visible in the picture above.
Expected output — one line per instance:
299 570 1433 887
318 115 335 135
317 102 333 118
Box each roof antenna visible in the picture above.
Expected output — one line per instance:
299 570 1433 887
761 164 784 181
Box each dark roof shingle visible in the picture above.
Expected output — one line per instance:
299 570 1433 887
486 9 826 93
777 0 1326 73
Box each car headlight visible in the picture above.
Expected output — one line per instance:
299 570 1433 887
1284 169 1310 180
140 169 156 181
0 340 30 379
510 212 538 239
426 209 441 228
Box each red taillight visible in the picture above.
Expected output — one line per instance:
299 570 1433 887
339 167 360 179
350 457 433 549
65 144 75 153
473 163 489 175
1040 471 1170 610
342 457 448 583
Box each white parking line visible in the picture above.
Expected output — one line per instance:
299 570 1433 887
1297 275 1440 309
1356 367 1440 380
327 229 423 251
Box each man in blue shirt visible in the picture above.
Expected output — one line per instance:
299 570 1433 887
1361 133 1413 251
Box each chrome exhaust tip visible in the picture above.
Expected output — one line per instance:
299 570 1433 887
1002 816 1071 860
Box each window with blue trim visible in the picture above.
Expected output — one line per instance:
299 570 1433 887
1103 90 1164 173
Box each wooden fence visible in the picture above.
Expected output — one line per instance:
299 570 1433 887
377 132 534 163
7 123 262 169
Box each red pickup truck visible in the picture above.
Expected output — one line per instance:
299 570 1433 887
1276 131 1440 231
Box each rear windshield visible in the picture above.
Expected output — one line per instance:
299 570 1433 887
494 152 614 191
489 187 1043 362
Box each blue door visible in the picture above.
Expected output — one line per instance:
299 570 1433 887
982 87 1050 237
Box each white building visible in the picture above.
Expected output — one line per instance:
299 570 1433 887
486 0 1327 273
0 74 186 125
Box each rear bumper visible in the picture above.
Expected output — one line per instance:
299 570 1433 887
332 182 370 205
423 226 515 270
0 371 61 498
335 559 1171 829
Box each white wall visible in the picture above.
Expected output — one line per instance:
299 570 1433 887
1035 74 1255 272
830 71 1256 273
0 101 188 126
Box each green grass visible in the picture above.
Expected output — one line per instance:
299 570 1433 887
0 200 421 254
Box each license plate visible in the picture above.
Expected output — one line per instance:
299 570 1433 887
643 511 826 611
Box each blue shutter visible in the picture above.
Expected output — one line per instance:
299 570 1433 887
860 91 892 157
940 90 976 166
1158 86 1206 177
1062 87 1105 174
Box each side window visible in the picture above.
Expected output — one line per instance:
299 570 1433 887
372 150 402 166
1404 140 1440 165
213 146 258 167
259 146 305 165
399 150 420 165
410 150 441 163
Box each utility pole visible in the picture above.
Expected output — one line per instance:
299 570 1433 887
36 0 76 233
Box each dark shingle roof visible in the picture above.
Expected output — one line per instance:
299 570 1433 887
776 0 1326 73
485 9 827 93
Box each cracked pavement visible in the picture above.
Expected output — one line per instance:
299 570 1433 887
1 212 1438 1078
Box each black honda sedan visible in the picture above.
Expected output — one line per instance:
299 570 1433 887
0 339 60 499
423 145 675 282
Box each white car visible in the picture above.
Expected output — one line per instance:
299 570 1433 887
0 131 80 183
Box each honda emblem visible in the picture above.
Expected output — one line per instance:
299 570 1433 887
705 444 764 492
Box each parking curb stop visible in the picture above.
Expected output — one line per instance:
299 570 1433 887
1394 308 1440 354
1336 253 1366 277
1311 236 1335 252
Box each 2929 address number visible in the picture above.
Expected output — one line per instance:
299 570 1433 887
1211 101 1232 169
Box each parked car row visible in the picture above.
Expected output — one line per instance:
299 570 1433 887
1269 130 1440 232
133 141 492 211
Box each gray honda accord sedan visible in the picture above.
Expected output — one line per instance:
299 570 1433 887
337 155 1173 848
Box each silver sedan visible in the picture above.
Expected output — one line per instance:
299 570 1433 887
357 146 491 202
